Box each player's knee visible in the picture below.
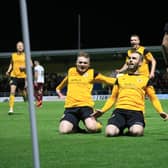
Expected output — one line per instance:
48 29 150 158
129 124 144 136
59 120 73 134
85 117 102 132
86 122 97 132
105 125 120 137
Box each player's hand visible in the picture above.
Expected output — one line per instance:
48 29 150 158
149 73 155 79
6 71 10 76
56 90 66 99
90 109 103 118
59 95 66 99
57 93 66 99
160 112 168 120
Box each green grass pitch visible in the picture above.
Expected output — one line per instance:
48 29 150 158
0 100 168 168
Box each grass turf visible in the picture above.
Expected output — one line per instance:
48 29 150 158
0 100 168 168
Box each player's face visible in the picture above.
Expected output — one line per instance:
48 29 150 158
76 56 90 73
16 42 24 52
130 36 140 49
127 53 141 72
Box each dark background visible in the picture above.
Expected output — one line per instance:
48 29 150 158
0 1 168 52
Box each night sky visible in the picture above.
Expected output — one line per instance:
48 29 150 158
0 1 168 52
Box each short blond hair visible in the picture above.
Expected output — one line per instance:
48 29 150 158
78 51 89 58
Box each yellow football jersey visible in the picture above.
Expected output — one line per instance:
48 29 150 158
115 74 148 112
101 74 163 113
56 67 116 108
10 52 26 78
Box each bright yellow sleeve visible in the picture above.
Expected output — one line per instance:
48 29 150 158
94 73 116 85
101 84 119 113
146 86 164 113
56 76 68 91
145 52 154 61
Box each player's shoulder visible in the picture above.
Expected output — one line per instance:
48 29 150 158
116 73 127 83
11 52 17 56
68 67 76 71
116 73 125 78
68 67 78 74
139 74 149 80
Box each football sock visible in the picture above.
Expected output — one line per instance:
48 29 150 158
9 94 15 109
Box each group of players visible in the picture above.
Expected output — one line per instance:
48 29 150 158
56 34 168 136
5 25 168 137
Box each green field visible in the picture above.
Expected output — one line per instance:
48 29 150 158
0 100 168 168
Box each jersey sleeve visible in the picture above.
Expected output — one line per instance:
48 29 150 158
56 76 68 92
144 48 154 61
146 85 164 113
94 72 116 85
101 81 119 113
